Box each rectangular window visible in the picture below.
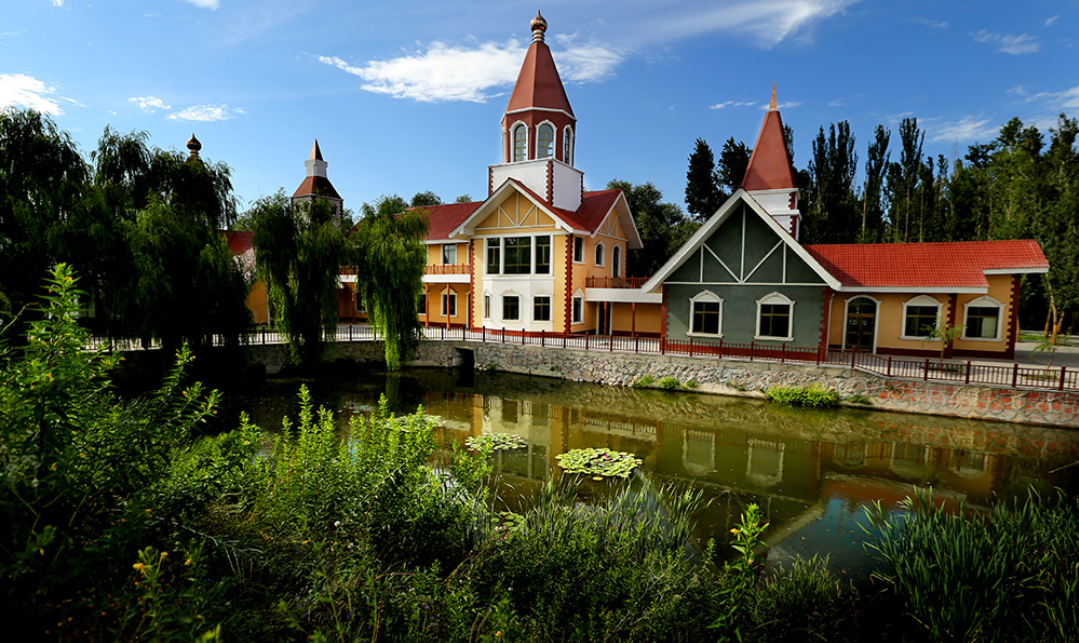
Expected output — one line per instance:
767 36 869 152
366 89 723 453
758 304 791 339
503 295 519 321
692 301 721 335
483 294 490 319
904 306 939 337
572 297 583 324
441 291 457 317
573 236 584 263
486 238 500 274
966 306 1000 339
504 237 531 274
442 243 456 265
533 296 551 322
535 236 551 274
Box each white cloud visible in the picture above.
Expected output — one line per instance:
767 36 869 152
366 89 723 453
1007 85 1027 96
972 30 1041 55
765 101 801 110
1027 84 1079 111
167 104 245 121
0 73 66 115
317 36 616 103
129 96 171 113
929 116 998 143
710 100 757 109
179 0 220 9
1045 15 1060 27
51 0 64 6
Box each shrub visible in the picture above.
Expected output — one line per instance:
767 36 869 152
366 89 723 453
752 556 853 642
685 379 701 389
846 393 873 405
658 376 681 390
766 385 841 408
631 374 654 388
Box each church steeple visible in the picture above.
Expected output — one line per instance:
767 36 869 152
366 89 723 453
293 139 343 217
742 85 801 239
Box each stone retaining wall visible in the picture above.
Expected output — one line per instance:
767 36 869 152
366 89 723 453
241 340 1079 429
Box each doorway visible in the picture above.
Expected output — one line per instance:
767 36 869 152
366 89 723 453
845 297 877 352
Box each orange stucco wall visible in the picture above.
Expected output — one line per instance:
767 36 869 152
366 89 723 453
247 279 270 325
610 302 662 336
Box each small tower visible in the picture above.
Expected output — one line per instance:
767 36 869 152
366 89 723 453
489 12 583 211
186 133 202 160
292 139 343 217
742 84 801 239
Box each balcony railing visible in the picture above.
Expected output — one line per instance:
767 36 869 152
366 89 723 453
425 264 470 275
585 276 649 289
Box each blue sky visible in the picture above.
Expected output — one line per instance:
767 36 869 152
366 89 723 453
3 1 1077 215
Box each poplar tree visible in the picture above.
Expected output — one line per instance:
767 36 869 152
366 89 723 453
684 138 724 222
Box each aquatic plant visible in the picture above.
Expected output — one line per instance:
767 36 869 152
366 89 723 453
465 432 527 451
556 448 642 478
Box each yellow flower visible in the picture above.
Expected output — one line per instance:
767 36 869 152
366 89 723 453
133 563 146 571
159 551 168 560
184 558 193 566
730 528 741 535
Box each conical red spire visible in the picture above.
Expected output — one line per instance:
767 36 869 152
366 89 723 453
504 11 574 117
741 85 796 191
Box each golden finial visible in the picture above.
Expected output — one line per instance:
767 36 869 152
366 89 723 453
769 82 777 111
531 10 548 42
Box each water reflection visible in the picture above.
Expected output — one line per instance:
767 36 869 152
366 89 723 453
235 368 1079 578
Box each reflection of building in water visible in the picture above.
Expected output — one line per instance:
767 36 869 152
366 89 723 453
746 439 786 488
682 429 716 476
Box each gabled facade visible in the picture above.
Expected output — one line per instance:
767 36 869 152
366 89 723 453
417 13 655 336
646 91 1049 359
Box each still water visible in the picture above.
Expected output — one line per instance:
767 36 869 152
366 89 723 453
229 367 1079 579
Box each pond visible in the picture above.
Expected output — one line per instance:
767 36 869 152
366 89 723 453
226 367 1079 580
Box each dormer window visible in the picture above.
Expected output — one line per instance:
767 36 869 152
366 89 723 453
563 126 573 164
537 123 555 159
512 124 527 162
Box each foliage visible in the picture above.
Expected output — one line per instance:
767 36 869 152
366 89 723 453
608 179 699 279
249 192 350 365
717 137 752 194
710 503 768 642
353 195 428 370
803 121 859 244
465 432 527 451
751 556 852 642
631 374 655 388
1032 332 1070 369
685 138 725 222
410 190 442 207
865 488 1079 643
846 393 873 405
555 447 642 479
922 321 965 359
765 385 841 408
657 375 681 390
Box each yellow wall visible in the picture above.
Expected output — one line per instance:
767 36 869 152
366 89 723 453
421 283 470 326
426 242 470 266
247 279 270 325
610 302 662 336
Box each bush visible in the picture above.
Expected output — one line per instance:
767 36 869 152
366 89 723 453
846 393 873 405
752 556 853 641
658 376 681 390
631 374 654 388
766 385 841 408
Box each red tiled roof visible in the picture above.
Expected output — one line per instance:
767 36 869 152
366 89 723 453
804 240 1048 289
424 201 481 241
742 109 797 191
505 40 574 117
293 175 342 200
223 230 254 255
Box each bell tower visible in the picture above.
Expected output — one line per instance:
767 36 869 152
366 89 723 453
742 84 801 239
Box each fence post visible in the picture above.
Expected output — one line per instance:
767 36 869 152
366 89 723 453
887 356 893 378
635 336 639 354
542 333 545 348
609 333 613 352
750 341 755 362
660 338 665 355
1012 363 1019 388
1060 366 1067 391
816 345 821 365
482 326 486 343
965 361 971 385
585 334 589 351
781 343 786 364
851 348 857 374
563 332 567 349
924 358 930 381
689 337 694 358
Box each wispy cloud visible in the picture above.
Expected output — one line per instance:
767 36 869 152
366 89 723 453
1045 15 1060 27
179 0 219 9
1007 85 1027 96
929 116 998 143
1026 84 1079 111
914 18 949 29
0 73 67 115
710 100 758 109
971 30 1041 55
318 35 623 103
50 0 64 7
167 104 245 121
766 101 801 110
129 96 171 113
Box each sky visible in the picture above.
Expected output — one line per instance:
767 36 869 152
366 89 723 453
3 0 1078 216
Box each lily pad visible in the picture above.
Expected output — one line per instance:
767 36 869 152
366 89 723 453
556 448 642 479
466 433 528 451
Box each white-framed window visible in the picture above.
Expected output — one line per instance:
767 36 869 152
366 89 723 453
503 294 520 321
503 237 531 274
483 292 491 319
595 242 605 267
962 296 1003 341
572 290 584 324
486 238 500 274
533 295 551 322
512 123 527 162
442 243 456 265
902 295 942 339
441 289 457 318
535 235 551 274
573 236 584 263
755 292 794 341
563 126 574 165
689 291 723 337
612 245 621 278
537 122 555 159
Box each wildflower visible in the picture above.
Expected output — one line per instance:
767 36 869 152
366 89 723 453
730 528 741 535
133 563 146 571
185 558 193 566
159 551 168 560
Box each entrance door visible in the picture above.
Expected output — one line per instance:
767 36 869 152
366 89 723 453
845 297 876 351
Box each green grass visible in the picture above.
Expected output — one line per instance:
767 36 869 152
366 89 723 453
766 385 841 408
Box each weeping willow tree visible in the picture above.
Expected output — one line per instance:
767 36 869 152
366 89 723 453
352 196 428 370
249 193 349 365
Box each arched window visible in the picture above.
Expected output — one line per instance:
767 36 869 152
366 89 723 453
962 296 1004 340
537 123 555 159
572 289 585 324
689 291 723 336
563 126 574 164
512 124 527 162
612 246 621 278
902 295 942 339
594 242 605 267
755 292 794 341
